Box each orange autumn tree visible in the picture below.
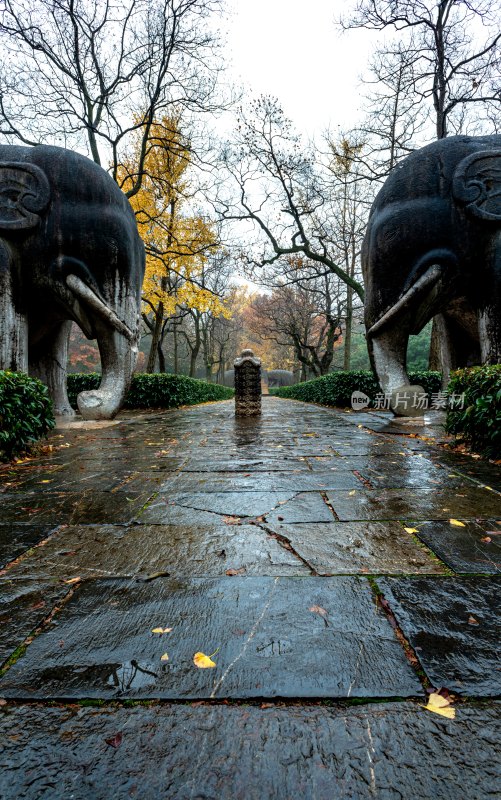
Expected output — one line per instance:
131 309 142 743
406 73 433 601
119 116 229 372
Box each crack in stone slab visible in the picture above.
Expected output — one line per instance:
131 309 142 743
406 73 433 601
210 578 280 699
256 522 319 576
347 642 366 698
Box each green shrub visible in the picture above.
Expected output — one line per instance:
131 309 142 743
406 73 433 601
67 373 234 410
273 370 442 408
445 365 501 458
0 371 55 461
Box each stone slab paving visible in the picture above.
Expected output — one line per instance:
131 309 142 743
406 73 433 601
326 485 501 521
0 524 55 570
162 470 363 492
378 577 501 695
0 576 421 700
264 521 447 575
0 397 500 796
0 703 499 800
1 524 309 582
0 490 152 525
0 579 69 664
265 492 335 524
413 519 501 574
153 491 299 519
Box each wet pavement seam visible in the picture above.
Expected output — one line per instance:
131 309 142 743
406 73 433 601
0 583 79 677
254 522 319 576
368 578 431 693
0 524 62 575
319 491 340 520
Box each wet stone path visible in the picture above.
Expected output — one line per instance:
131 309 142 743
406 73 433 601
0 397 500 799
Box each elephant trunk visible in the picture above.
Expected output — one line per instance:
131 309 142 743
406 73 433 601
77 318 138 420
369 326 410 397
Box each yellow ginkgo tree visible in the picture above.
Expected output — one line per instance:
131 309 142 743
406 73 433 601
119 115 229 372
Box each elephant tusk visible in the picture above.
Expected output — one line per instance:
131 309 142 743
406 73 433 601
367 264 443 338
65 274 136 343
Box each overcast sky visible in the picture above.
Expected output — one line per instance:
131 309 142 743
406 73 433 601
224 0 378 138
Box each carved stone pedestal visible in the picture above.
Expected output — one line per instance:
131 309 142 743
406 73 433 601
234 349 261 416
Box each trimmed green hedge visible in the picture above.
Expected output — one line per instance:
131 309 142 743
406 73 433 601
67 373 234 410
445 365 501 458
0 371 55 461
273 370 442 408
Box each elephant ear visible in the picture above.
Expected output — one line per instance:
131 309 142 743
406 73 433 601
452 150 501 221
0 162 50 230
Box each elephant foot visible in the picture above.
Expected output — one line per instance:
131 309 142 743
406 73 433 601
389 384 427 417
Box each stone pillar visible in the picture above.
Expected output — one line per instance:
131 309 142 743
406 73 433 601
234 349 261 416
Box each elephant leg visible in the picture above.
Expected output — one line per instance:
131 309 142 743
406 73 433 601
429 313 456 388
0 240 28 371
479 306 501 364
478 231 501 364
29 321 75 416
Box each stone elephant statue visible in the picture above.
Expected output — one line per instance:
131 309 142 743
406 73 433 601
0 145 145 419
362 134 501 415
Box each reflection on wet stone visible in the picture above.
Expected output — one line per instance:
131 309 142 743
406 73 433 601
0 395 500 790
0 577 421 699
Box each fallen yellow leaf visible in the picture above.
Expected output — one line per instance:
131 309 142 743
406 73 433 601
404 527 419 534
151 627 173 634
64 577 81 585
160 653 169 661
422 692 456 719
348 490 356 496
484 486 493 492
193 648 219 669
449 519 466 527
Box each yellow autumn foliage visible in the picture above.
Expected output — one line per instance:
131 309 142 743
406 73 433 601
118 116 228 319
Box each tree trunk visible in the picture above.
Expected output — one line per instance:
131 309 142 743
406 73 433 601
147 302 164 373
173 326 178 374
343 289 352 371
157 343 166 373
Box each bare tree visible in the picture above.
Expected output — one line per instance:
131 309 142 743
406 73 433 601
342 0 500 140
250 266 345 378
0 0 226 195
218 97 366 303
353 44 427 180
324 138 367 368
177 251 232 377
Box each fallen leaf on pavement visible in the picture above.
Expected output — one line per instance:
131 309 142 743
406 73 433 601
468 615 479 625
422 692 455 719
480 536 492 543
404 527 419 534
151 627 172 634
449 519 465 527
105 732 123 748
194 649 219 668
226 567 246 576
64 577 81 585
160 653 169 661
